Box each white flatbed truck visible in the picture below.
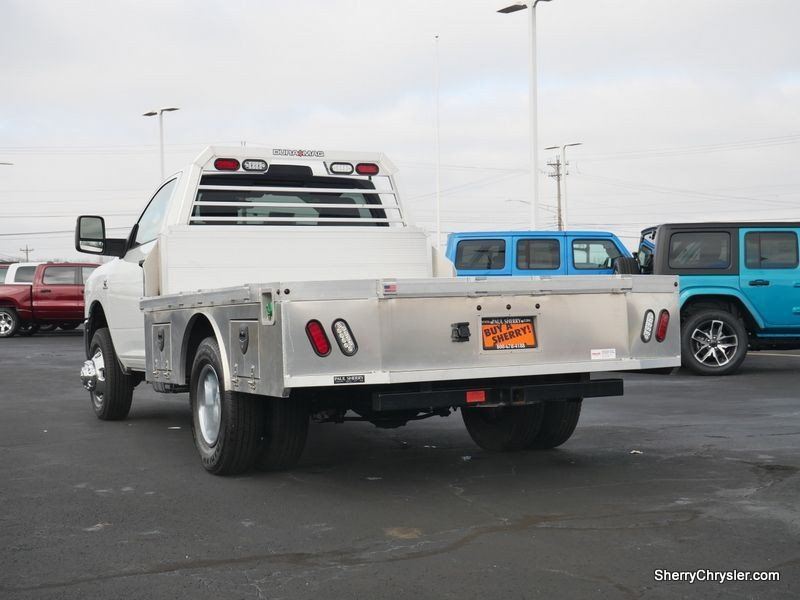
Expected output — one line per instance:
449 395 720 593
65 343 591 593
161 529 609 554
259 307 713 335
75 146 680 475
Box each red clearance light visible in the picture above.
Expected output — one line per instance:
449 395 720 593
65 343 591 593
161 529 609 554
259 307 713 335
655 310 670 343
466 390 486 404
306 320 331 356
214 158 240 171
355 162 379 176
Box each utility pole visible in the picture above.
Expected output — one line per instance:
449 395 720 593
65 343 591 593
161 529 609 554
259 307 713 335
19 245 34 261
545 142 581 229
547 157 563 230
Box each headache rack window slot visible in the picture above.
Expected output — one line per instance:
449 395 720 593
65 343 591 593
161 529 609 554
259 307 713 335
194 201 402 210
197 185 397 195
188 216 404 223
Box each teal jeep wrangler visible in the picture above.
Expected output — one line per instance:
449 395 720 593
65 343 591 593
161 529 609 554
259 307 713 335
614 222 800 375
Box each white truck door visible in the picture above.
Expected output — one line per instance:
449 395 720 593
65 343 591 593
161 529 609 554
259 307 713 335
106 178 178 370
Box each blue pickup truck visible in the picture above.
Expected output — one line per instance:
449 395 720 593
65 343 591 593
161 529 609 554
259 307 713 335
617 222 800 376
445 231 631 277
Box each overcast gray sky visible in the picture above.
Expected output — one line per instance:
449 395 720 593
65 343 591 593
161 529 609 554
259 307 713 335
1 0 798 260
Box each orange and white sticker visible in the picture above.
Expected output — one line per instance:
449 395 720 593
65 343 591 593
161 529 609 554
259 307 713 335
481 317 536 351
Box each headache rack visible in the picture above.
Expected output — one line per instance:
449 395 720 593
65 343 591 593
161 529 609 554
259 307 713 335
189 167 407 227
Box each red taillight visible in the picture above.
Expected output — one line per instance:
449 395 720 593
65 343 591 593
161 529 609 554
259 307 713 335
306 320 331 356
355 162 379 176
214 158 240 171
655 310 670 343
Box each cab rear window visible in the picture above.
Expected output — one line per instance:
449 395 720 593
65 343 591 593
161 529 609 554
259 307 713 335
14 266 36 283
455 239 506 270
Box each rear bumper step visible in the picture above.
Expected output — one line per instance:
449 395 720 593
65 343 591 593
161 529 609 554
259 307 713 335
372 378 623 412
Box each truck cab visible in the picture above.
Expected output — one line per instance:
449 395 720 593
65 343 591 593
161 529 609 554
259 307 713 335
634 222 800 375
445 231 630 277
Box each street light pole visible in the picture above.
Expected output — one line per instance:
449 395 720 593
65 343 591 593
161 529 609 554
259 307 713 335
434 34 442 251
498 0 551 230
143 107 180 180
545 142 582 229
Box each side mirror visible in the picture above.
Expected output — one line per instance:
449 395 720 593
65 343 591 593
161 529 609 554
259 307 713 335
75 215 127 257
76 216 106 254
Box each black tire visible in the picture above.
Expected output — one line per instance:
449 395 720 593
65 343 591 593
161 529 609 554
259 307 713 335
612 257 640 274
190 337 261 475
0 307 20 338
16 322 40 337
39 323 58 332
58 322 81 331
88 328 134 420
254 398 310 471
461 404 544 452
681 309 748 376
528 399 582 449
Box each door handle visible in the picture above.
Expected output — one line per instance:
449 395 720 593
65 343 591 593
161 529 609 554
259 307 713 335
39 289 52 293
748 279 770 287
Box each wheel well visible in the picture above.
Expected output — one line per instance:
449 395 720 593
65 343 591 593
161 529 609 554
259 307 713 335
85 302 108 356
182 315 215 385
681 295 756 333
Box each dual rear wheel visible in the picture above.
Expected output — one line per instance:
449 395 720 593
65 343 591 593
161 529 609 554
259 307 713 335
189 337 309 475
462 399 582 452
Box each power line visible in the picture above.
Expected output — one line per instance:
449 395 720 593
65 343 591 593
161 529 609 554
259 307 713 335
0 227 129 238
579 133 800 162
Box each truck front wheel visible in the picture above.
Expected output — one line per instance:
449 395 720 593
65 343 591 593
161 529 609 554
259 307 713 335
88 328 134 420
190 337 261 475
681 309 748 376
461 404 544 452
0 307 19 338
528 399 582 449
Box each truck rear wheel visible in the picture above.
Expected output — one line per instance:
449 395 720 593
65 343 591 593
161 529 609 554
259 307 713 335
190 337 261 475
528 399 582 449
681 309 748 376
255 398 309 471
461 404 544 452
0 307 19 338
17 322 40 337
88 328 134 420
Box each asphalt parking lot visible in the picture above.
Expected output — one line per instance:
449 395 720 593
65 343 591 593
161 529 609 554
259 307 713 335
1 333 797 599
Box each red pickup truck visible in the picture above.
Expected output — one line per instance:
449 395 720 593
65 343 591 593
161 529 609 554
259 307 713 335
0 262 99 338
